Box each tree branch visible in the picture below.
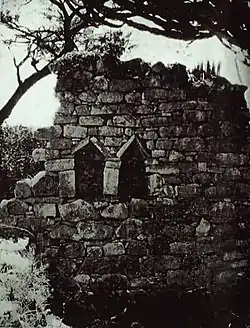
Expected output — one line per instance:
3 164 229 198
12 55 22 85
0 64 51 125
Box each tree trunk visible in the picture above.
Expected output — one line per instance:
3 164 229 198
0 64 51 125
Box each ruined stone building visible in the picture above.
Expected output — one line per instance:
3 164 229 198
1 54 250 323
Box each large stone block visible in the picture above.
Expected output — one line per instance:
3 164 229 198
101 203 128 220
115 218 143 238
58 199 99 221
90 104 113 115
104 137 123 147
45 158 74 172
155 139 174 150
113 115 136 127
53 113 78 124
47 138 72 150
146 165 179 175
1 199 29 216
97 91 123 103
34 203 56 218
14 179 32 199
103 242 125 256
49 224 76 240
79 116 104 126
34 125 62 140
99 126 123 136
125 92 141 104
59 170 75 198
78 91 96 102
63 125 87 138
215 153 248 166
173 137 205 152
110 79 141 92
75 222 113 240
141 116 172 127
32 171 59 197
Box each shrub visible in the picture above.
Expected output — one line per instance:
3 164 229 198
0 237 70 328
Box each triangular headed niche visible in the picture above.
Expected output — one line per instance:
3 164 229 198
117 136 149 201
74 140 105 200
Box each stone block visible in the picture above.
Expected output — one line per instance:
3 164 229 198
110 79 141 92
79 116 104 126
141 116 172 127
45 159 74 172
75 222 113 240
147 165 179 175
143 75 161 87
143 130 158 140
78 91 96 102
168 150 185 162
103 242 125 256
178 184 200 198
75 104 90 115
152 150 166 158
57 102 74 115
74 274 90 285
104 137 123 147
99 126 123 136
125 240 148 256
53 113 78 124
155 139 174 150
3 199 29 216
86 246 103 257
14 179 32 199
90 105 113 115
215 153 248 166
32 148 46 162
103 167 119 196
196 218 211 237
174 137 205 152
34 125 62 140
97 92 123 103
63 125 88 138
58 199 99 221
113 115 136 127
47 138 72 150
144 88 169 100
101 203 128 220
183 110 207 122
59 170 75 198
148 174 163 194
92 76 109 91
62 243 85 258
32 171 59 197
115 219 143 238
170 242 195 254
34 203 56 218
125 92 141 104
49 224 76 240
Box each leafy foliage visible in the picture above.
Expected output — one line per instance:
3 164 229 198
0 125 44 199
0 238 70 328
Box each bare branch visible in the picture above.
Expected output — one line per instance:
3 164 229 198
12 55 22 85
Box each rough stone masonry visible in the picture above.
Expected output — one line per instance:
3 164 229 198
1 54 250 305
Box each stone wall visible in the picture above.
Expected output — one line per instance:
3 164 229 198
1 54 250 325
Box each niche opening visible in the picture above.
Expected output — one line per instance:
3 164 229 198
118 137 148 201
75 142 105 200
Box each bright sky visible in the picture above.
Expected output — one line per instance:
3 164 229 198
0 8 250 128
